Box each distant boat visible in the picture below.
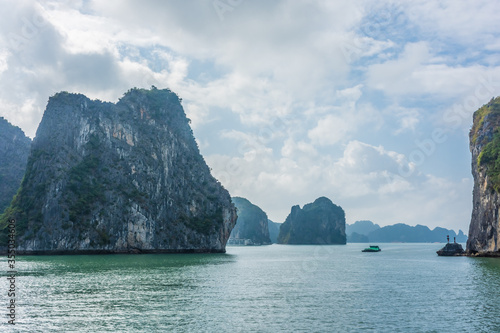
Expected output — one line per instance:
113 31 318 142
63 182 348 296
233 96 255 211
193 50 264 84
362 245 381 252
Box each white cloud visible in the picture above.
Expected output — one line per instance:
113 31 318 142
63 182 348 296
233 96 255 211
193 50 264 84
336 84 363 101
329 140 413 196
307 85 383 146
405 0 500 47
366 42 429 93
385 104 421 134
366 41 500 101
0 49 9 74
281 138 317 159
308 114 353 146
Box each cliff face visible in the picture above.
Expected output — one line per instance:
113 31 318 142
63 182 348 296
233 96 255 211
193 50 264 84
277 197 346 245
0 118 31 213
229 197 271 245
468 97 500 256
0 87 237 253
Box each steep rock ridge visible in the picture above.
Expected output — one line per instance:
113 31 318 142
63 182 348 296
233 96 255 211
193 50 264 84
468 97 500 256
0 117 31 213
368 224 467 243
277 197 346 245
346 220 467 243
346 220 380 237
0 87 237 253
229 197 271 245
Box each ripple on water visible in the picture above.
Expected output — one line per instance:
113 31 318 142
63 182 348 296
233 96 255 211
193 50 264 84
1 244 499 332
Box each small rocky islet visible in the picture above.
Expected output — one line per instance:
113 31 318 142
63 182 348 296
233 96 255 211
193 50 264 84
436 242 465 256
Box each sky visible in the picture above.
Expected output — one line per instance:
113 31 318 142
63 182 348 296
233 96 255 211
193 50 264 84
1 0 500 232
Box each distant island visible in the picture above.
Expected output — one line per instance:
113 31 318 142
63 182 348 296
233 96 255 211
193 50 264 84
228 197 271 245
346 220 467 243
227 198 467 246
277 197 346 245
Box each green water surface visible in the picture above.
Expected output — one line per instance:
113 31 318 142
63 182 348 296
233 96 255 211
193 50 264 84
1 243 499 332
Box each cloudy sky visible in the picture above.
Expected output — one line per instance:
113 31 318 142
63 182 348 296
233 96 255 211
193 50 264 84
1 0 500 232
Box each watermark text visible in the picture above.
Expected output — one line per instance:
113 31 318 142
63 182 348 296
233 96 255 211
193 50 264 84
6 218 17 325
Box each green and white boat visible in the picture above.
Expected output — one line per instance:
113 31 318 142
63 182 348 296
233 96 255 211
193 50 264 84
362 245 381 252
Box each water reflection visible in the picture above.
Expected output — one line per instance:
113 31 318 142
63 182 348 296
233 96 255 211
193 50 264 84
466 257 500 332
16 252 236 274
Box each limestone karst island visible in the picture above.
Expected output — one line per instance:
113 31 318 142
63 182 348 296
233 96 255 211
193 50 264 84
0 88 237 254
467 96 500 257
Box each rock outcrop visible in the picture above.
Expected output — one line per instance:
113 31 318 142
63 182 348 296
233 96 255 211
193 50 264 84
229 197 271 245
277 197 346 245
436 242 465 256
467 97 500 256
0 117 31 213
0 87 237 253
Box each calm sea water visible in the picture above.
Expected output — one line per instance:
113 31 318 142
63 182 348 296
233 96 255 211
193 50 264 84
1 243 500 332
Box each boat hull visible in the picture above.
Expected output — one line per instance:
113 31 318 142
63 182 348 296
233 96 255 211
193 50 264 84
362 246 381 252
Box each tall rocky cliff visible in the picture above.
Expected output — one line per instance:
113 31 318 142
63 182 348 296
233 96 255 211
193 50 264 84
229 197 271 245
277 197 346 245
0 117 31 213
0 87 237 253
468 96 500 256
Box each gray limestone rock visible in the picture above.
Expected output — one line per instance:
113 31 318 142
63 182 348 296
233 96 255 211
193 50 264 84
0 117 31 213
277 197 346 245
0 87 236 253
436 242 464 256
229 197 271 245
467 97 500 256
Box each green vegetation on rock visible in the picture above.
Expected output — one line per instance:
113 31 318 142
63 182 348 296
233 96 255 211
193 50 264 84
478 129 500 191
67 134 105 225
0 147 48 242
471 97 500 145
474 97 500 192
